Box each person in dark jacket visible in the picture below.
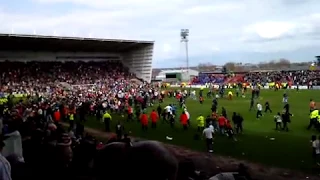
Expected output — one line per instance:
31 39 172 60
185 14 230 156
281 110 292 132
265 101 272 113
205 115 213 127
222 107 227 118
249 98 254 111
115 121 124 140
232 112 244 134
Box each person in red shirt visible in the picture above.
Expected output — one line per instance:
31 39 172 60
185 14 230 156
127 106 133 122
199 96 204 104
54 109 61 123
150 110 159 129
226 119 232 129
176 93 181 100
140 112 148 131
225 119 237 141
211 112 219 130
218 115 227 134
180 111 188 130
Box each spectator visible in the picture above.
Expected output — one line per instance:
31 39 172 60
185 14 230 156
0 139 12 180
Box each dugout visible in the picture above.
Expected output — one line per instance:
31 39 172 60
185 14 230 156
0 33 154 82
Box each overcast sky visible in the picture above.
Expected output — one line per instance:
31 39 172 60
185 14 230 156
1 0 320 68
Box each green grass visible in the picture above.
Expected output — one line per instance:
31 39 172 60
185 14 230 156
83 88 320 173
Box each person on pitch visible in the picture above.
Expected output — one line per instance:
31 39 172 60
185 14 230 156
227 91 233 100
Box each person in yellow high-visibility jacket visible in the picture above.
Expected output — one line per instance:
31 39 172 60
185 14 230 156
103 111 112 132
308 109 319 130
228 91 233 100
69 113 75 129
317 113 320 131
197 114 205 132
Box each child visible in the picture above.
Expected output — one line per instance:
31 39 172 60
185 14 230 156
274 112 282 130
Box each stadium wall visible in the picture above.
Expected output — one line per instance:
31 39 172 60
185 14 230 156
122 44 154 82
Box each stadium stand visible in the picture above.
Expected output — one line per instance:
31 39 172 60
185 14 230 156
0 34 162 180
0 33 154 82
191 70 319 85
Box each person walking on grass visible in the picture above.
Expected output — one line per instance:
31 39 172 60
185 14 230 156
249 98 254 111
264 101 272 113
227 91 233 100
140 111 148 131
281 109 292 132
203 124 214 153
197 114 205 132
308 109 319 130
115 121 124 140
232 112 243 134
274 112 282 130
226 119 237 141
218 114 227 134
103 111 112 132
150 109 158 129
256 102 262 119
180 111 188 130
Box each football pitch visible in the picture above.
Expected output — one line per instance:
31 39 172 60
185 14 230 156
84 88 320 172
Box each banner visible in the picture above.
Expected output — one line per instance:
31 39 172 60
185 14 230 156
169 84 320 90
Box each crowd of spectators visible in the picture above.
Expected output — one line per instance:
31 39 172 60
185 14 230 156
192 74 226 84
0 60 154 180
0 61 136 95
244 70 320 85
191 70 320 86
0 60 319 180
1 60 248 180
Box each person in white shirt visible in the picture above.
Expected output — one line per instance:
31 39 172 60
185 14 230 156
154 91 159 97
209 124 214 131
274 112 282 130
164 105 172 120
0 140 12 180
256 103 262 119
190 90 196 100
311 135 320 165
203 125 215 153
